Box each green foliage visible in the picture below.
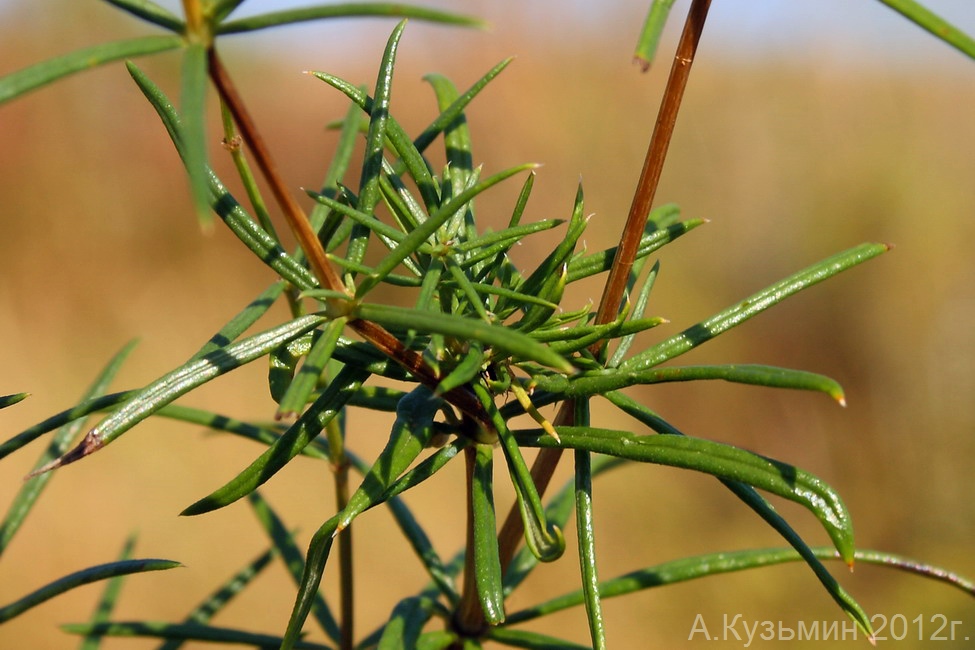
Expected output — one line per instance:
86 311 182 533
1 1 973 648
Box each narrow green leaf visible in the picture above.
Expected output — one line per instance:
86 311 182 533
474 384 564 563
603 389 871 638
192 281 287 359
181 364 370 515
282 516 339 650
414 57 514 155
378 596 438 650
308 90 366 250
211 0 248 22
354 164 538 298
63 621 332 649
306 73 441 211
355 302 573 373
343 444 459 603
633 0 677 71
622 243 890 372
80 535 137 650
0 393 29 409
0 559 180 623
452 219 563 256
0 35 183 104
217 4 485 35
31 315 327 476
424 74 474 240
308 191 411 247
181 41 212 226
471 444 505 625
359 20 406 216
247 492 341 643
565 209 696 283
517 183 587 300
157 546 278 650
503 455 625 595
484 627 589 650
126 62 317 290
0 392 130 461
877 0 975 60
505 545 890 624
573 401 606 650
335 385 443 532
220 100 280 240
607 260 660 368
515 426 856 562
1 341 138 557
277 317 347 419
102 0 185 32
533 363 844 403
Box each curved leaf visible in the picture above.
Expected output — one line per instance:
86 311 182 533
878 0 975 60
0 35 183 104
63 621 331 649
30 315 327 477
534 363 844 403
2 341 137 557
217 4 485 35
622 243 890 372
0 559 180 623
355 302 573 373
470 444 505 624
181 364 369 515
103 0 185 31
515 426 855 562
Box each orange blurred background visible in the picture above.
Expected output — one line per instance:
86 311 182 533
1 1 973 648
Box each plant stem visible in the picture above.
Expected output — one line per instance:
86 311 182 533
496 0 712 578
325 414 354 650
593 0 711 332
208 49 346 294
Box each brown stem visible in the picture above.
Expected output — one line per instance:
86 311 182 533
333 456 354 650
592 0 712 334
208 50 345 294
497 0 712 578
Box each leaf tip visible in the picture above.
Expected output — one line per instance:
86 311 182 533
24 430 102 480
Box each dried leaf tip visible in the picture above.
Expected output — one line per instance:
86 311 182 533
23 431 103 480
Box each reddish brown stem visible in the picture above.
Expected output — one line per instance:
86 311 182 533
593 0 712 333
496 0 712 579
208 50 346 294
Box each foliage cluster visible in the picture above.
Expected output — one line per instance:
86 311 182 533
1 1 973 648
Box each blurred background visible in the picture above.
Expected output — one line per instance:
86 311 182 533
1 0 973 647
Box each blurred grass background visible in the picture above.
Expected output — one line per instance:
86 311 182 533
1 1 973 647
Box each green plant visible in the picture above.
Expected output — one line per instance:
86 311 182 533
2 1 973 648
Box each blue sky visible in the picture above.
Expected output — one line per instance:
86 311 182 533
3 1 974 72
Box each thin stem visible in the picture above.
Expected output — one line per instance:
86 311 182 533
497 0 712 577
592 0 711 335
208 49 346 294
326 415 354 650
